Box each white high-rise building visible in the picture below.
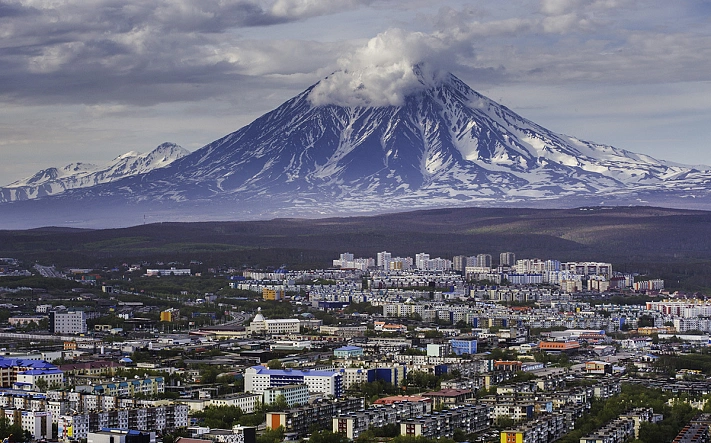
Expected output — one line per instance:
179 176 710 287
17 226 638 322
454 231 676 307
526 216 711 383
499 252 516 267
245 366 343 397
377 252 392 270
475 254 492 268
415 253 430 270
453 256 467 272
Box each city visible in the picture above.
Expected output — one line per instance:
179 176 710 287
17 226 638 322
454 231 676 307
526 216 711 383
1 248 710 443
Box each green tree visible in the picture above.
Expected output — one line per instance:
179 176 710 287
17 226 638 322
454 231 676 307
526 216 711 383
191 405 244 429
34 378 48 392
256 426 284 443
308 430 350 443
267 359 283 369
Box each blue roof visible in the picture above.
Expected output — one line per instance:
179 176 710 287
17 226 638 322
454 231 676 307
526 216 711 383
0 358 56 370
20 369 63 375
335 346 363 351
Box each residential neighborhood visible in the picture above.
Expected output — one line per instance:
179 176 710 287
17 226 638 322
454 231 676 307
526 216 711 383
0 250 710 443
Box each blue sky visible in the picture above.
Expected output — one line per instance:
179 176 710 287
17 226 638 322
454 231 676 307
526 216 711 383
1 0 710 184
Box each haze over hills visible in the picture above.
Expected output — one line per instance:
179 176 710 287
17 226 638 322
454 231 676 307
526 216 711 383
2 69 711 229
3 206 711 291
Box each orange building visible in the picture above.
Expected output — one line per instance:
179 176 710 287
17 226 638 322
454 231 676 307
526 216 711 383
538 340 580 352
160 308 180 322
262 288 283 301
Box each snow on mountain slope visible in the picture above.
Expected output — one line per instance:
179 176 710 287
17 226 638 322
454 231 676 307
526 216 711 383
0 143 189 203
3 70 711 229
113 71 709 207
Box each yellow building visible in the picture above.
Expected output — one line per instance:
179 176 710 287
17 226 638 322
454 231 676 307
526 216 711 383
500 431 523 443
160 308 180 322
262 288 284 301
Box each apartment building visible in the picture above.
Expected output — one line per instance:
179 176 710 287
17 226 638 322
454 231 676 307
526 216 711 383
49 310 87 335
266 398 364 437
262 384 309 407
58 404 189 441
334 401 431 439
400 404 489 439
244 366 342 397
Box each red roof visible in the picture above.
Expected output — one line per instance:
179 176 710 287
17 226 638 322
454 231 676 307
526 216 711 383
373 396 432 404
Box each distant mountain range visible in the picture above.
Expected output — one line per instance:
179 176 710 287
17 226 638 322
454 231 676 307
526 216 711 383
2 69 711 229
0 143 189 203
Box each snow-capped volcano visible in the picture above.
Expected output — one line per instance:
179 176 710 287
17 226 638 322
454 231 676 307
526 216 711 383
2 71 711 228
0 142 189 203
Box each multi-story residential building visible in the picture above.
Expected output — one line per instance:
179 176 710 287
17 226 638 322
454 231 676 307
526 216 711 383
377 251 392 270
244 366 342 397
8 316 47 326
266 398 364 437
579 418 635 443
415 253 430 270
319 325 367 338
452 255 467 273
0 358 61 388
500 413 568 443
58 361 119 378
49 310 87 335
333 253 374 270
58 404 188 441
476 254 492 268
400 404 489 438
15 367 64 390
74 376 165 397
450 338 477 355
3 409 52 440
206 393 261 413
500 252 516 267
334 401 431 439
263 384 309 407
560 261 612 277
491 402 535 421
426 344 450 357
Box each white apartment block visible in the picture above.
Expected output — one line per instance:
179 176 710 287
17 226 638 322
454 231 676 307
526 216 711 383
50 310 87 335
263 384 309 406
244 366 342 397
208 393 261 413
249 315 301 334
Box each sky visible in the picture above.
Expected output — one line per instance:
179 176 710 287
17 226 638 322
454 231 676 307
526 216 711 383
2 0 711 185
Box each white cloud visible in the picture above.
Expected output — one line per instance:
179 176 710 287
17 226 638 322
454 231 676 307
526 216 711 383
308 28 458 107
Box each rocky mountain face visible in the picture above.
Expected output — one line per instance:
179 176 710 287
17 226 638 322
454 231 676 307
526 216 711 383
2 72 711 229
0 143 189 203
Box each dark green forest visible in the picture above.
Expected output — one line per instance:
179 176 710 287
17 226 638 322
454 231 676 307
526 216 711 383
3 206 711 291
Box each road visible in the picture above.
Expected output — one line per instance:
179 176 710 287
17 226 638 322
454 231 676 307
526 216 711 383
34 264 64 278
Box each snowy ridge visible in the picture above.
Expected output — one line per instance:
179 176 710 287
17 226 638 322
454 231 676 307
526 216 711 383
0 142 189 203
3 70 711 228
